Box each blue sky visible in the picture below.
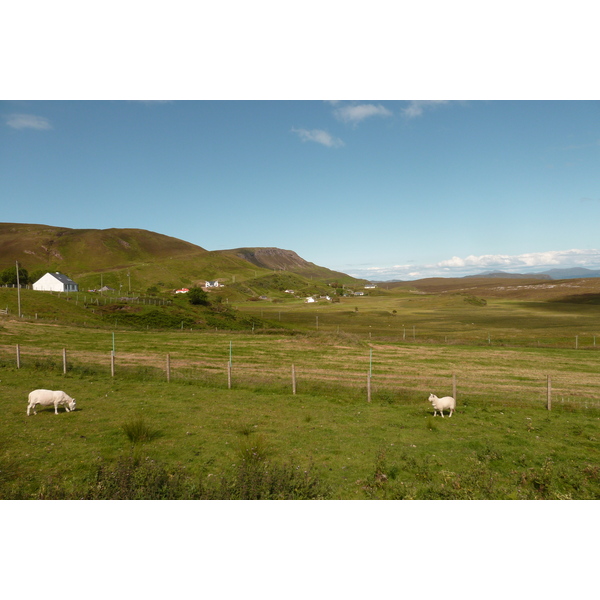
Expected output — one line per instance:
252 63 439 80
2 99 599 280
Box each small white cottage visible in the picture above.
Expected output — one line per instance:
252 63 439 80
33 272 79 293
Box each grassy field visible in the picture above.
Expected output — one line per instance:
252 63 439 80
236 291 600 348
2 282 600 499
2 298 600 498
2 354 600 499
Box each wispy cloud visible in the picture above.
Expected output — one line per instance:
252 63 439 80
401 100 449 119
560 140 600 150
291 127 344 148
5 113 52 130
333 103 392 125
343 249 600 281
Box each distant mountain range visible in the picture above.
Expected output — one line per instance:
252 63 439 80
469 268 600 280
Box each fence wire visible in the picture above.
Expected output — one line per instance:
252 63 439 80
2 342 600 413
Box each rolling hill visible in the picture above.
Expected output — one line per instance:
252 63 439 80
468 268 600 280
0 223 360 294
0 223 207 271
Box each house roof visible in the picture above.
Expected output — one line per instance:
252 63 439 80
38 272 77 285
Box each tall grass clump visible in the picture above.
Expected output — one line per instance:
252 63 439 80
121 416 161 444
235 433 270 464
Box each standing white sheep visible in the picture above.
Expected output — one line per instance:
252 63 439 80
428 393 456 418
27 389 76 416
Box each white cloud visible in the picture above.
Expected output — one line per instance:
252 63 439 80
291 127 344 148
5 113 52 130
333 103 392 125
342 249 600 281
401 100 449 119
437 249 600 271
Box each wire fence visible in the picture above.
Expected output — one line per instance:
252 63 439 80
2 342 600 414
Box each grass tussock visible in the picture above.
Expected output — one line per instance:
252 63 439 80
121 416 162 444
235 434 270 464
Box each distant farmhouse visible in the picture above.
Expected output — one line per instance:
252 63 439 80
33 272 79 293
204 280 224 288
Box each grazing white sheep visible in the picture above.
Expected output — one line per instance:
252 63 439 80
428 393 456 418
27 389 76 416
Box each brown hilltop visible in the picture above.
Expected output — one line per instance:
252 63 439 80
0 223 207 273
225 247 354 282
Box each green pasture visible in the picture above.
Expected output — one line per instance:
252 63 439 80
2 357 600 499
2 286 600 499
2 323 600 498
236 293 600 348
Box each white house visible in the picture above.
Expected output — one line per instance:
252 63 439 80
205 280 223 288
33 272 79 293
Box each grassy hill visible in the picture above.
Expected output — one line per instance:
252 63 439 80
0 223 207 272
0 223 362 295
0 287 273 332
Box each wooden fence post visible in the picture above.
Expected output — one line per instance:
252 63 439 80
547 375 552 411
62 348 67 375
166 353 171 382
292 364 297 395
452 373 457 401
227 361 232 389
16 344 21 369
110 352 115 377
367 373 372 403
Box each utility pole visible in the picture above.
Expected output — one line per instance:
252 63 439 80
16 261 22 318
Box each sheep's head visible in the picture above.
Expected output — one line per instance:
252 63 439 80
428 394 438 404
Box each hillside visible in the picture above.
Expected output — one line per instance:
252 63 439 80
0 223 207 273
466 271 551 280
0 223 360 294
468 268 600 280
226 247 354 282
389 275 600 303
